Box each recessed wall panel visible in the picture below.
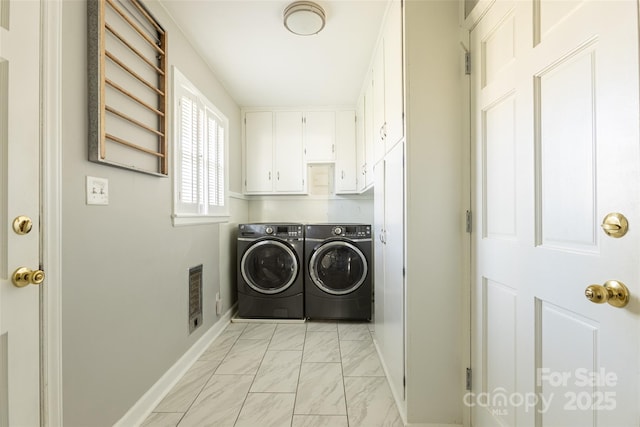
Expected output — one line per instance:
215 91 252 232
534 0 585 45
536 51 596 251
0 59 6 279
482 13 515 88
535 299 598 427
483 95 516 239
483 278 516 426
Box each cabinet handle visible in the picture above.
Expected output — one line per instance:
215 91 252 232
379 125 385 141
277 171 280 180
268 171 271 180
332 144 335 153
341 170 345 179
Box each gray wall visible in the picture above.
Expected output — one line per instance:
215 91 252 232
404 0 463 424
61 1 246 425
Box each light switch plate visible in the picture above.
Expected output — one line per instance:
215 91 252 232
86 176 109 205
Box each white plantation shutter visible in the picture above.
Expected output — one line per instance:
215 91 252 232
205 110 226 213
216 126 225 207
174 68 228 223
178 95 200 212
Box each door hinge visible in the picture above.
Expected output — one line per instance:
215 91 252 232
465 52 471 75
466 367 472 390
466 210 472 233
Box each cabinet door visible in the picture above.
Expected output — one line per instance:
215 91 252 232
245 111 273 193
304 111 335 162
373 160 386 340
364 78 375 187
372 46 386 164
382 141 405 401
274 111 305 193
356 95 366 192
335 110 357 193
383 0 404 149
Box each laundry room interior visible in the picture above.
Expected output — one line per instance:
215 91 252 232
48 0 464 426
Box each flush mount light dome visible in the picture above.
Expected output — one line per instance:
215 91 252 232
284 1 326 36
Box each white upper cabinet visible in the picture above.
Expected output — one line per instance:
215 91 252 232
372 45 386 164
304 111 336 162
383 0 404 150
364 77 375 188
335 110 357 194
245 111 274 193
356 95 366 193
371 0 404 165
274 112 305 193
244 111 305 194
244 108 358 195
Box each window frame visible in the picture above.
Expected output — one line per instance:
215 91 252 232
172 67 229 226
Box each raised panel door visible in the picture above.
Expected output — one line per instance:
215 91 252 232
0 0 42 424
471 1 640 425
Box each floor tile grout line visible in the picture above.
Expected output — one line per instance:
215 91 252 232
337 328 351 427
232 323 277 426
176 323 245 426
288 323 306 427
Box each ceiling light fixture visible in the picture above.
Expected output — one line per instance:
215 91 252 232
283 1 326 36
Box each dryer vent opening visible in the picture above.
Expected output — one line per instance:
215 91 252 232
188 265 203 334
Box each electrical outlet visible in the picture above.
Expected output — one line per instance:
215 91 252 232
86 176 109 205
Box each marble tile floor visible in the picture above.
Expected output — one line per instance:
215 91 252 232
142 320 403 427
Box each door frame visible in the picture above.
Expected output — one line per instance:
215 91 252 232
40 0 63 425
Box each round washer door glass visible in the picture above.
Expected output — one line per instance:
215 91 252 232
309 241 368 295
241 240 299 294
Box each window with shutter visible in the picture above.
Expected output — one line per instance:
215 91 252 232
173 68 229 225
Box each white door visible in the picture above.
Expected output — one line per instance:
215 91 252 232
471 0 639 426
0 0 42 425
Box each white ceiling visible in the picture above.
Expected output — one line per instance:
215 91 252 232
158 0 388 108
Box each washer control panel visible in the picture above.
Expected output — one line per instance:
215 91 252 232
332 225 371 238
240 223 304 238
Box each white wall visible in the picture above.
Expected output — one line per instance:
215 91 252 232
404 0 464 424
248 196 374 224
60 2 246 425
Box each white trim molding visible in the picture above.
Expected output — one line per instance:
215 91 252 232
113 305 237 427
40 0 64 425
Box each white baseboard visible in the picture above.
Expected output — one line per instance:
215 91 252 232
372 340 464 427
406 424 464 427
372 337 408 425
114 304 237 427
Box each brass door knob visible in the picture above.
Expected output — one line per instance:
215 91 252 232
585 280 630 308
601 213 629 238
12 267 45 288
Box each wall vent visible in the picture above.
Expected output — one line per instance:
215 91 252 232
188 265 203 334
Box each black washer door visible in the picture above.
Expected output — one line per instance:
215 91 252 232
241 239 298 294
309 241 368 295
